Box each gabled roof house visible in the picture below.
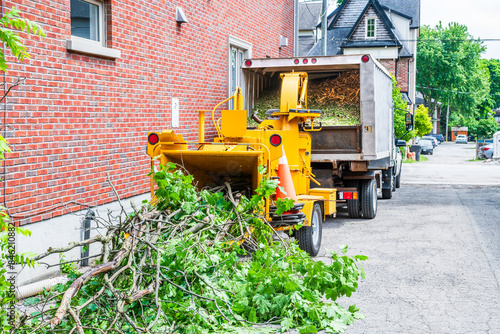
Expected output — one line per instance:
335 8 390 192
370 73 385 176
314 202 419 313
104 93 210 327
308 0 420 109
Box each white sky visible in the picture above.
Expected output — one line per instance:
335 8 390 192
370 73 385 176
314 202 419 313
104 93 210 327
421 0 500 60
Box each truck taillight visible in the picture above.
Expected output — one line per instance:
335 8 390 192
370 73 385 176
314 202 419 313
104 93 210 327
361 55 369 63
245 60 252 67
270 134 282 146
303 58 308 64
339 191 358 200
311 58 317 64
294 59 300 64
148 133 159 145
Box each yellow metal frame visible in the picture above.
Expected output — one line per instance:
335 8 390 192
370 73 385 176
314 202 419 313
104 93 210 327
146 72 340 233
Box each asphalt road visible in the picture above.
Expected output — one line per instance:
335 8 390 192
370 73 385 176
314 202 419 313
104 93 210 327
319 142 500 333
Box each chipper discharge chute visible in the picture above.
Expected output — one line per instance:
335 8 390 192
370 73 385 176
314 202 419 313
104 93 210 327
146 72 357 256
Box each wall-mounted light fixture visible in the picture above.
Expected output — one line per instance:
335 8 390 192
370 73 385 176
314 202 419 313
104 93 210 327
279 35 288 48
176 7 188 24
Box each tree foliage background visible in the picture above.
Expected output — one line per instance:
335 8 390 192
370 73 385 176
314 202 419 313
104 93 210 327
417 22 499 138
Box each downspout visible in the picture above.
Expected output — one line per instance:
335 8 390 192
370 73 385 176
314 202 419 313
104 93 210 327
293 0 298 57
321 0 328 56
408 59 410 109
16 276 69 300
394 58 398 82
1 0 7 211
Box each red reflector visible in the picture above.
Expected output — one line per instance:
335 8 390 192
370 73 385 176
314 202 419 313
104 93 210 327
245 59 252 67
361 55 370 63
148 133 159 145
270 134 282 146
294 59 300 64
343 192 353 200
311 58 317 64
303 58 308 64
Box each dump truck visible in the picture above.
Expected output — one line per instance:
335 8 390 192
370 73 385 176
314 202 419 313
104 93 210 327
243 54 407 219
147 72 358 256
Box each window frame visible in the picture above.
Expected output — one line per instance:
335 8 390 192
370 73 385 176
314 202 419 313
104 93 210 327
365 17 376 39
227 36 252 111
67 0 120 59
70 0 105 47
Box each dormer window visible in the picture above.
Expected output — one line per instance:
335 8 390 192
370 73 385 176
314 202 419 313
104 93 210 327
366 17 376 38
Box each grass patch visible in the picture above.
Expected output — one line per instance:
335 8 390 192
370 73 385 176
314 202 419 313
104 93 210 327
403 156 428 163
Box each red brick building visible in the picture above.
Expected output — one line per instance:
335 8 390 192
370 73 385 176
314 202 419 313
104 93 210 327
2 0 294 227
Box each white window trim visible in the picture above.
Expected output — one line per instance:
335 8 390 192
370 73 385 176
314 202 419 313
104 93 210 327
227 36 252 110
67 0 120 59
365 17 377 39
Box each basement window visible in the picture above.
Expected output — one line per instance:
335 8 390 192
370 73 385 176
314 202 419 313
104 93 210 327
67 0 120 59
366 17 376 38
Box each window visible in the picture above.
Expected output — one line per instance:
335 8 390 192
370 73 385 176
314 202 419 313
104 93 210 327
366 17 376 38
71 0 104 44
227 36 252 110
67 0 120 59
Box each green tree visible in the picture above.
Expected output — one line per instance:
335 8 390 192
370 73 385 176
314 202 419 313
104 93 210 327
0 7 44 332
476 115 499 139
482 59 500 109
417 23 489 117
392 75 411 139
414 105 433 138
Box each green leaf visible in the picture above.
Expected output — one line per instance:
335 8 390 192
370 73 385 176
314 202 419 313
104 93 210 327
248 307 257 323
299 324 318 333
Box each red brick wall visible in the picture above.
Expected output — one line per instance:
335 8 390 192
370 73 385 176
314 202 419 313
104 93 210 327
378 58 409 93
1 0 294 225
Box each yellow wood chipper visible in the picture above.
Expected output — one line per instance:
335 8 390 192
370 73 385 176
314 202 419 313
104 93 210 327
146 72 357 256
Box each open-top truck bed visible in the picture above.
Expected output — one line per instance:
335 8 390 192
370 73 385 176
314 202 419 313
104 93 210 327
243 54 405 219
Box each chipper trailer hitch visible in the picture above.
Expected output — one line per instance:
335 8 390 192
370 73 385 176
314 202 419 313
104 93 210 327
146 72 357 256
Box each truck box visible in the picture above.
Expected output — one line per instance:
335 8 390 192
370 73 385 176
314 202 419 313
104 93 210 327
243 54 402 217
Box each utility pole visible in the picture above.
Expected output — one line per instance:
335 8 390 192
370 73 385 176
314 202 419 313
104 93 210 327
321 0 328 56
445 96 450 142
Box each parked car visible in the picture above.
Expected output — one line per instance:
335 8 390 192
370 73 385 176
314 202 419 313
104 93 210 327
422 136 439 147
418 139 434 155
429 134 445 142
480 144 494 159
455 134 468 144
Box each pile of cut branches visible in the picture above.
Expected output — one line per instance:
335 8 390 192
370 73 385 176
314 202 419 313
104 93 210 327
15 164 367 334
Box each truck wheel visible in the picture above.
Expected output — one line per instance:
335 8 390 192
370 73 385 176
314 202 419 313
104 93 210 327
361 179 377 219
382 168 393 199
296 203 322 256
395 169 401 188
346 181 361 218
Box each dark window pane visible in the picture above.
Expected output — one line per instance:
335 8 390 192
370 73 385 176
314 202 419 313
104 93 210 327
71 0 100 41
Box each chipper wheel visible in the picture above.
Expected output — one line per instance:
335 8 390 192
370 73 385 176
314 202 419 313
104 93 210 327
296 202 322 256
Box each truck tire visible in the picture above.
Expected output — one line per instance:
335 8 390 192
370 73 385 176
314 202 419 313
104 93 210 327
346 181 361 218
382 168 393 199
296 203 322 256
395 169 401 188
361 179 377 219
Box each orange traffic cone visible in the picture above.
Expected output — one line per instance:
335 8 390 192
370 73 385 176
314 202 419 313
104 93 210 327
276 147 297 202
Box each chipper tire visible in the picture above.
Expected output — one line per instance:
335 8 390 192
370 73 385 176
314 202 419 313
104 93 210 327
361 179 377 219
346 180 361 218
296 203 322 256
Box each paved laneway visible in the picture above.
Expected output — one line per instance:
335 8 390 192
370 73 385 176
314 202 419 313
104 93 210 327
319 142 500 333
